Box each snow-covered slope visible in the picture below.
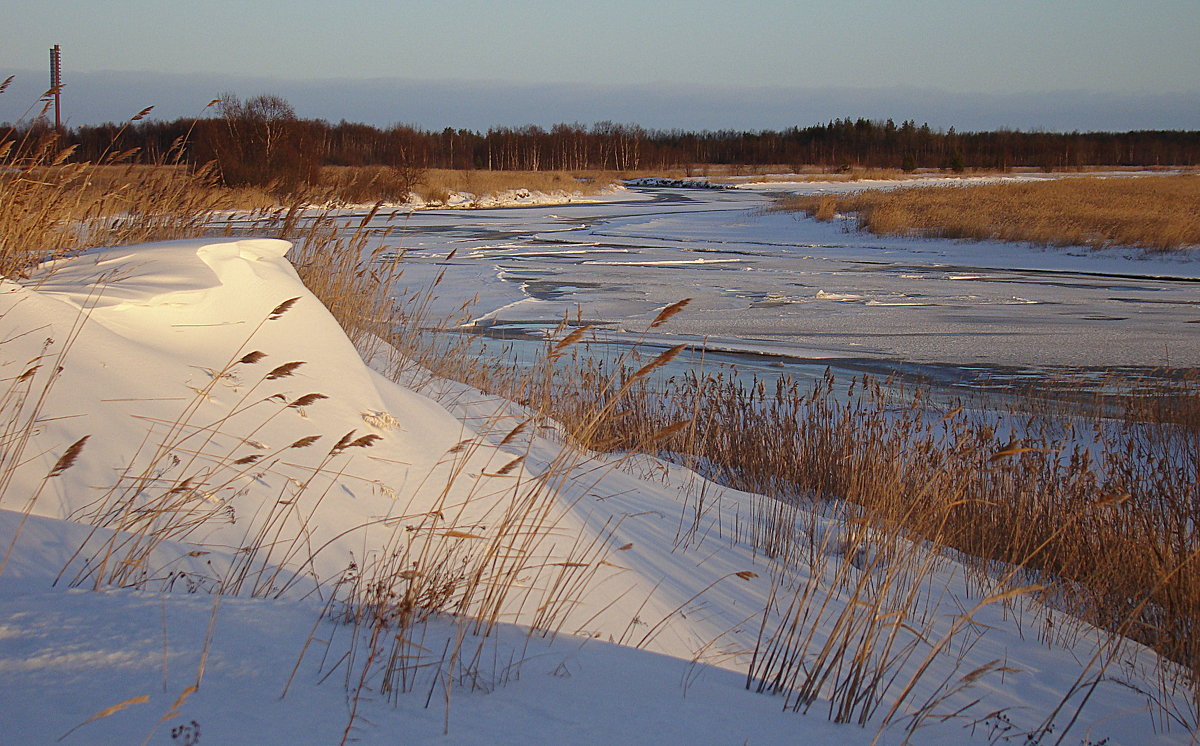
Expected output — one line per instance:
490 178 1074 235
0 238 1192 744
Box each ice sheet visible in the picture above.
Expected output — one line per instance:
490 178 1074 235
369 183 1199 370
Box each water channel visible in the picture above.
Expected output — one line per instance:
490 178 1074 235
360 181 1200 398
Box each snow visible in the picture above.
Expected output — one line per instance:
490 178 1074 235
0 200 1196 743
350 184 633 211
0 570 847 745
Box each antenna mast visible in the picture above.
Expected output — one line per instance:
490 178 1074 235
50 44 62 130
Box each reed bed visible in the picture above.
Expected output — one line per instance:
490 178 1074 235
426 337 1199 723
778 174 1200 252
0 144 228 279
360 260 1199 715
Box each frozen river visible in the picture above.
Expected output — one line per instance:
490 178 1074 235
366 181 1200 386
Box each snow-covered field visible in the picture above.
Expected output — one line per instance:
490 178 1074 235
1 181 1197 744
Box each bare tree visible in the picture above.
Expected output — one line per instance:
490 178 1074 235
194 94 322 193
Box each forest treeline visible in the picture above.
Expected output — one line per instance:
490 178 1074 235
13 95 1200 190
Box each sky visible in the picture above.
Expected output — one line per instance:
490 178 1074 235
1 0 1198 132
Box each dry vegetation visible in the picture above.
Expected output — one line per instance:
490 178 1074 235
720 164 1187 184
372 259 1200 729
437 340 1200 701
0 148 230 278
778 174 1200 252
3 95 1200 739
294 164 963 205
713 166 961 183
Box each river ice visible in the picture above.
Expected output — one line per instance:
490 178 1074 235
368 180 1199 375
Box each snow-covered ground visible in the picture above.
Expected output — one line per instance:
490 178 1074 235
355 184 631 211
1 182 1197 744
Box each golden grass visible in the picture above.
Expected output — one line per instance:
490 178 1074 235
67 165 629 210
0 161 625 238
724 165 1189 184
777 174 1200 252
0 149 230 278
436 335 1200 721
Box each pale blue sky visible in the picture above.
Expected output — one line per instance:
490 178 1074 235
2 0 1198 130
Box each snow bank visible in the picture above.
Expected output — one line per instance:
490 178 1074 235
330 184 631 212
428 185 630 209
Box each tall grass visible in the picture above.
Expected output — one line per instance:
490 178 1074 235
173 166 626 210
0 90 233 279
777 174 1200 252
434 336 1199 729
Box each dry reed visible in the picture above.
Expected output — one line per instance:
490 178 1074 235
431 331 1199 732
0 94 236 278
777 174 1200 252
